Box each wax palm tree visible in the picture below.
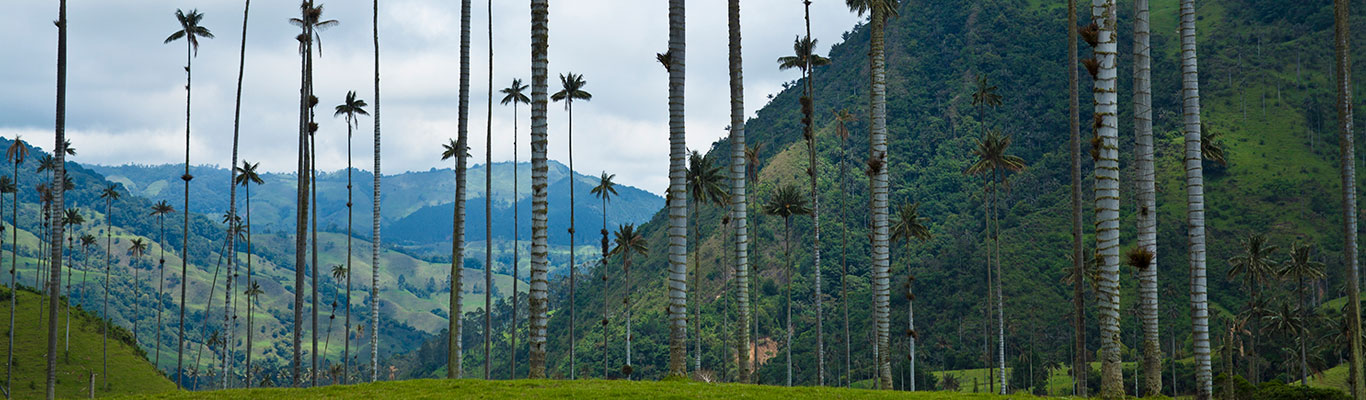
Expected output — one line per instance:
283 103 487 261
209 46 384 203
370 0 383 381
97 184 120 388
148 200 174 368
0 173 11 397
1131 0 1161 394
325 265 346 365
610 224 647 379
832 108 857 386
243 280 263 381
3 137 21 399
1084 0 1121 394
233 161 262 383
499 78 529 379
61 208 83 362
439 138 466 379
1179 0 1215 395
1066 0 1086 395
776 36 831 73
891 202 930 390
551 72 592 378
332 94 366 384
965 128 1025 393
845 0 898 388
527 0 550 378
664 0 689 377
164 9 212 388
744 143 764 384
126 237 148 356
969 73 1003 394
1228 234 1279 299
224 0 253 384
686 151 726 375
44 6 71 391
482 1 495 379
763 183 811 387
1280 242 1325 385
727 0 750 382
590 172 617 378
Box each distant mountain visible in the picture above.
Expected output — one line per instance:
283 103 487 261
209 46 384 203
90 160 663 247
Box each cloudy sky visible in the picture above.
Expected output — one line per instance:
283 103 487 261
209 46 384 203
1 1 863 194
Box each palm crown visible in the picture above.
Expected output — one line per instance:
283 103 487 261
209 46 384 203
891 202 931 244
235 161 264 187
500 79 530 106
331 264 348 281
1228 233 1280 289
762 184 812 219
288 3 339 56
128 238 148 259
62 208 84 227
440 139 468 161
79 234 96 250
0 176 14 194
845 0 900 18
610 224 648 260
6 137 27 166
99 184 121 202
591 172 618 203
334 91 370 131
164 9 214 56
1280 241 1326 282
776 36 832 72
965 129 1026 179
151 200 175 217
971 76 1002 110
551 73 592 107
687 151 728 208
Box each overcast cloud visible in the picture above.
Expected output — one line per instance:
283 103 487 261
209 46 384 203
1 0 862 194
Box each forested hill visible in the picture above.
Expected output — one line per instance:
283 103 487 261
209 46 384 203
406 0 1362 388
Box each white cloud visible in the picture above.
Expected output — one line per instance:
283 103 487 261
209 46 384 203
0 0 862 195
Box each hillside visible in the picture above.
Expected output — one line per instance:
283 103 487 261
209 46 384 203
91 161 664 250
411 0 1366 391
0 286 175 398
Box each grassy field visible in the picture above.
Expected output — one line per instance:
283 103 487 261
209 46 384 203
0 286 175 399
116 379 1039 399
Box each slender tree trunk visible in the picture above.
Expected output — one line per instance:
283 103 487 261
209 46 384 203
226 0 251 388
568 100 578 381
370 0 382 379
1133 0 1161 395
785 217 792 387
104 199 112 390
800 3 826 385
177 31 196 391
994 170 1006 394
727 0 751 384
1068 0 1087 396
483 0 494 380
1182 1 1213 398
245 186 255 386
45 2 67 395
63 230 71 362
1335 0 1366 397
601 197 608 379
450 0 471 381
189 236 226 390
511 102 520 380
625 256 633 375
160 215 167 371
310 117 319 388
1091 0 1123 397
6 160 15 398
344 107 352 386
869 7 893 390
527 0 551 379
294 6 312 386
665 0 689 379
691 200 699 377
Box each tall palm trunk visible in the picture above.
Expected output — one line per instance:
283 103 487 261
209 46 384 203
1334 0 1366 397
1132 0 1161 395
175 19 197 390
690 199 699 376
293 6 310 386
784 216 793 386
245 185 256 386
449 0 471 381
511 93 520 380
527 0 551 379
600 197 608 379
665 0 689 378
45 2 68 396
568 101 578 381
1068 0 1086 396
226 0 251 388
158 214 167 369
993 170 1006 393
6 159 15 398
841 139 850 389
727 0 751 384
370 0 382 382
104 197 113 390
483 0 494 380
1181 0 1213 398
906 247 915 391
310 114 320 388
343 113 353 387
63 227 72 362
624 254 633 374
1091 0 1123 397
869 5 893 390
801 4 826 385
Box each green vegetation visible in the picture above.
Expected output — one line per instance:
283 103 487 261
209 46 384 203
0 286 174 398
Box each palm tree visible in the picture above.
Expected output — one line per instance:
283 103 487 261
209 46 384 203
1067 0 1085 395
126 238 148 354
1085 0 1122 395
778 30 832 385
727 0 750 383
832 109 857 387
61 208 84 362
1131 0 1160 394
890 202 930 391
610 224 647 379
439 139 465 379
527 0 550 379
482 0 494 379
450 0 472 381
233 161 263 384
1227 233 1278 383
969 74 1002 393
590 172 617 378
43 2 70 395
325 265 346 366
845 0 898 388
965 129 1025 393
0 173 9 396
149 200 174 368
4 137 23 397
665 0 689 377
551 72 591 379
370 0 383 381
332 94 366 383
1281 242 1325 385
164 9 212 388
225 0 252 383
763 183 811 387
500 79 528 379
97 184 120 388
243 280 263 382
686 151 726 376
1179 0 1214 396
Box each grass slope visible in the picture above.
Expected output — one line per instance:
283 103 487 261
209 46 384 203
0 287 174 399
117 379 1029 400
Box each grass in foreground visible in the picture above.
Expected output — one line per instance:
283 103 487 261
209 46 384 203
119 378 1044 399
